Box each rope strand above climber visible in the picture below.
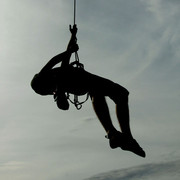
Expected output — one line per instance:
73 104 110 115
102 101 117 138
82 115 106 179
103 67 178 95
74 0 77 25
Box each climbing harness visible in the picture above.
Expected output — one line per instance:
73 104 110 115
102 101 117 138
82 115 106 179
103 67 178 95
66 92 89 110
65 0 89 110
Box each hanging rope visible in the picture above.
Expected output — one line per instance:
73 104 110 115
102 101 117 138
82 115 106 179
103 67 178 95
73 0 79 67
66 0 89 110
72 0 83 69
74 0 76 25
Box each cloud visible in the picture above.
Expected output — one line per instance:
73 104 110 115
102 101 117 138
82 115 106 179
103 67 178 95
84 159 180 180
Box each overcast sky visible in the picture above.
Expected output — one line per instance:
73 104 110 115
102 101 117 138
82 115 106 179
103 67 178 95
85 159 180 180
0 0 180 180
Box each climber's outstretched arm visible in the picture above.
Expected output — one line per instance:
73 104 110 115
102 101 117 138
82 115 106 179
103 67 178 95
61 24 79 67
67 24 78 51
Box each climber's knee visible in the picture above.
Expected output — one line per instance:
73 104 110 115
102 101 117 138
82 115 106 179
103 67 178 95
109 83 129 104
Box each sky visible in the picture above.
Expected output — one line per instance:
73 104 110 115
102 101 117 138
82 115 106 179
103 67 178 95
0 0 180 180
85 159 180 180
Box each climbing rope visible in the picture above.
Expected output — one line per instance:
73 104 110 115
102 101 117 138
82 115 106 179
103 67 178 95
66 0 89 110
74 0 76 25
72 0 79 67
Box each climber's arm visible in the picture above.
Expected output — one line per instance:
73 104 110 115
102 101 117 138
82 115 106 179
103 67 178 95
39 51 71 74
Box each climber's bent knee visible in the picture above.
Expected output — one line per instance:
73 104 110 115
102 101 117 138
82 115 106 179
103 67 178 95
109 83 129 104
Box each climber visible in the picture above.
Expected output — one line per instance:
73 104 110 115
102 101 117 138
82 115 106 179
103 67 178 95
31 25 146 158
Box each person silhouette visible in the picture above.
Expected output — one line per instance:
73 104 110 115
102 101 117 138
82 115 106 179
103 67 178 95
31 25 146 157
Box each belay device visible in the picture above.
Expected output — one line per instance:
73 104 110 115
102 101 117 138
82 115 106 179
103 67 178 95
66 0 89 110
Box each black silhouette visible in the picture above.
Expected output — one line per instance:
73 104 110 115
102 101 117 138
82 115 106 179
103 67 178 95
31 25 146 158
